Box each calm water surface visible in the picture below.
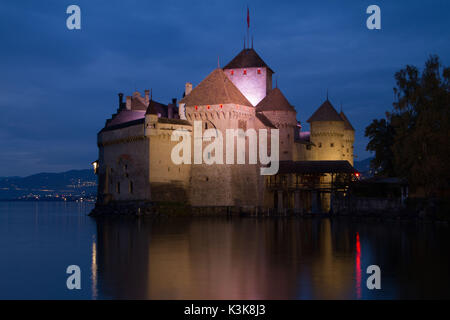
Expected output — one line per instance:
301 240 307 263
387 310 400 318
0 201 449 299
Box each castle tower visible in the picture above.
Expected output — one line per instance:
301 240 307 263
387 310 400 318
223 48 274 106
255 87 297 161
307 99 346 161
179 68 262 208
339 111 355 165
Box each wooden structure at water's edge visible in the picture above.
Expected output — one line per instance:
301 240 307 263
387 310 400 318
265 160 358 214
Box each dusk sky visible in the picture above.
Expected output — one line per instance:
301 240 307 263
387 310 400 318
1 0 449 176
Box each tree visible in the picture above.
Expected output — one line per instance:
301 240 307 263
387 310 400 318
365 118 395 176
365 55 450 196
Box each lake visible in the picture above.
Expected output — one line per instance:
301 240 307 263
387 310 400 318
0 201 449 299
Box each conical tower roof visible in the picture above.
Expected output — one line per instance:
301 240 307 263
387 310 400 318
146 99 158 115
223 48 274 73
307 100 343 122
340 111 355 131
256 88 296 112
179 68 252 107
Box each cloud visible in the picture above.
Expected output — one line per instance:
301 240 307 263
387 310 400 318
0 0 449 175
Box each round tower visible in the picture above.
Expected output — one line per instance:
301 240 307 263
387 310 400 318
307 99 346 161
255 88 297 161
223 48 274 106
340 111 355 165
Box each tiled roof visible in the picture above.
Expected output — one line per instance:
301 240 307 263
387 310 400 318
277 160 357 174
158 118 191 126
256 112 276 128
130 95 147 110
223 48 274 73
256 88 296 112
307 100 343 122
146 99 159 115
179 68 252 107
340 111 355 131
100 118 145 133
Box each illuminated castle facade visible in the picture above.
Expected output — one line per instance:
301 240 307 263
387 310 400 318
93 46 355 214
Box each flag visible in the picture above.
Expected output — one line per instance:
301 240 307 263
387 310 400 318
247 6 250 28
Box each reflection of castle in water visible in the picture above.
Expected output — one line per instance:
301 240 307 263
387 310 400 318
93 217 361 299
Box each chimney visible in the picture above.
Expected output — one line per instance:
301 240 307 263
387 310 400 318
168 104 173 119
185 82 192 96
144 89 150 105
168 98 177 119
118 93 124 109
126 96 131 110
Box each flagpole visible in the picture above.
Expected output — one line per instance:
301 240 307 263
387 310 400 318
246 6 250 49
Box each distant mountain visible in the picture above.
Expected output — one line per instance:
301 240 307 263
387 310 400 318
354 157 374 178
0 169 97 201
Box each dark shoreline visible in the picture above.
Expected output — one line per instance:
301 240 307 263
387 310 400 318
88 200 450 223
0 199 95 202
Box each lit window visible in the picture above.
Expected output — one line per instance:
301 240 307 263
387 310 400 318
243 69 247 75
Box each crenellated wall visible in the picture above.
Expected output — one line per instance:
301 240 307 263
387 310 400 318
309 121 346 161
185 103 264 207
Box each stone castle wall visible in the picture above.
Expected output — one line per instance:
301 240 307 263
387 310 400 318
309 121 346 161
145 115 192 203
97 123 150 203
184 103 264 207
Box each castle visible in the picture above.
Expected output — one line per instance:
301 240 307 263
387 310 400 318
93 45 357 215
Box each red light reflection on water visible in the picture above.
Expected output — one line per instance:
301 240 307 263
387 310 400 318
356 232 362 299
356 232 361 299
